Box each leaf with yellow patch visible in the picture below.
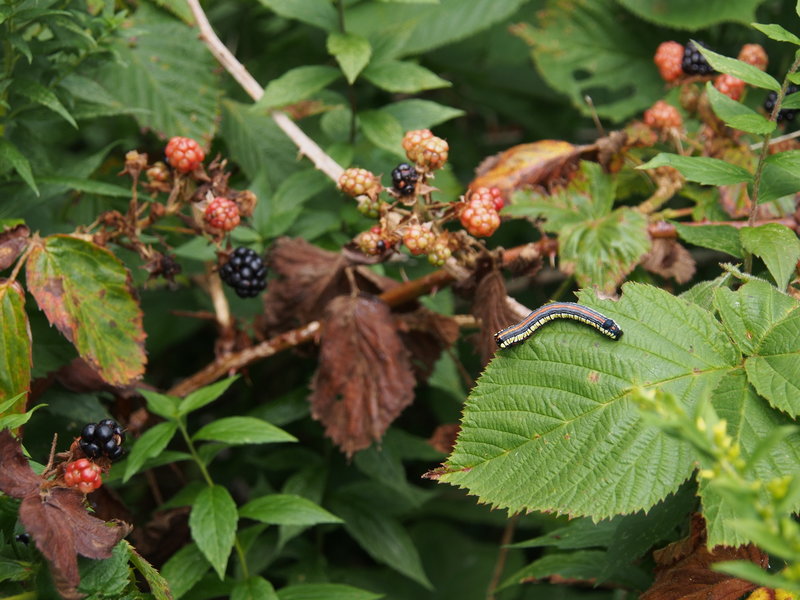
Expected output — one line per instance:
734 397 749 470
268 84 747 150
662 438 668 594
26 235 146 386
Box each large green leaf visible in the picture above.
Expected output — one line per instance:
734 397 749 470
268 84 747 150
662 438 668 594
616 0 765 30
0 281 30 415
437 283 739 519
705 83 775 135
252 169 332 239
673 223 743 258
0 138 38 196
695 45 781 92
192 416 297 445
92 8 220 142
13 78 77 129
701 370 800 546
123 421 178 482
638 154 753 186
362 60 451 93
506 162 650 293
327 32 372 84
190 485 238 580
161 543 210 600
257 0 338 31
26 235 146 386
759 150 800 204
239 494 341 526
739 224 800 290
256 66 341 110
519 0 663 122
232 577 279 600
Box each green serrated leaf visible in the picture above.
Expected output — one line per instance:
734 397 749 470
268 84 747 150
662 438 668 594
232 576 279 600
26 235 146 386
257 0 337 30
139 389 179 420
13 79 77 129
161 542 210 600
705 82 775 134
740 224 800 289
0 282 30 416
519 0 662 122
638 153 753 186
239 494 341 526
438 283 739 519
123 421 178 482
178 376 239 416
700 369 800 546
190 485 238 580
192 416 297 445
327 32 372 84
256 65 341 110
745 308 800 417
752 23 800 45
277 583 383 600
125 541 172 600
0 138 38 195
673 223 743 258
35 176 131 198
781 91 800 109
362 60 450 93
358 109 405 157
92 10 221 141
617 0 762 29
759 150 800 204
78 541 130 596
381 99 464 130
694 43 781 91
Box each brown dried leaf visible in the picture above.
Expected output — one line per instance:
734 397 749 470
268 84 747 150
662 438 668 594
641 238 697 284
395 307 460 382
642 514 766 600
20 487 131 599
427 423 460 455
310 295 415 457
0 430 40 498
471 268 522 365
470 140 586 199
0 224 30 270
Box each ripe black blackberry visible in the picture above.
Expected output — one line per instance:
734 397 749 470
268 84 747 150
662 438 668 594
682 41 715 75
391 163 419 196
80 418 125 461
764 84 800 122
220 247 267 298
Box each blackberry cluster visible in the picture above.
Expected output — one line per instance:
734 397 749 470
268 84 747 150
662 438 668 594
391 163 419 196
80 419 124 461
220 247 267 298
764 85 799 122
682 41 715 75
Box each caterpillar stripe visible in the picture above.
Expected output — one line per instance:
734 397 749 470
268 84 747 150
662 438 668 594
495 302 622 349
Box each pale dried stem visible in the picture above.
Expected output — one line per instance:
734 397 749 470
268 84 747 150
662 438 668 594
185 0 343 182
205 265 231 331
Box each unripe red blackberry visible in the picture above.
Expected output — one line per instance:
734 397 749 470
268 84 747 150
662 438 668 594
220 247 267 298
468 187 504 211
355 230 384 255
714 73 745 101
417 136 449 171
427 235 453 266
459 201 500 238
402 222 436 255
204 197 241 232
63 458 102 494
165 136 205 173
339 168 381 198
654 41 684 82
682 40 715 76
643 101 683 130
738 44 768 71
402 129 434 164
146 161 170 183
391 163 419 196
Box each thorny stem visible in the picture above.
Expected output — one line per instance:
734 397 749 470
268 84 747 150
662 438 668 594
177 420 250 579
745 53 800 272
185 0 343 181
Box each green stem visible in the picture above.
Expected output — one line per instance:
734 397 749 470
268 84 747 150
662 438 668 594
177 421 251 579
745 53 800 272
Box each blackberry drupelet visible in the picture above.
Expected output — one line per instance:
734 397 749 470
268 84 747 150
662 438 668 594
391 163 419 196
682 41 715 75
220 247 267 298
80 418 125 461
764 84 800 122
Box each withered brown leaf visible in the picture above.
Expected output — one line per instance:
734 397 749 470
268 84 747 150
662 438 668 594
641 514 766 600
0 430 131 599
427 423 461 455
471 268 524 365
395 306 460 383
0 224 30 270
309 295 415 457
641 238 696 284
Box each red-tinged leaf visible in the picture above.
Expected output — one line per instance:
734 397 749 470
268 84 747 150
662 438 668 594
0 224 30 270
26 235 146 386
0 430 40 498
642 514 765 600
310 295 415 457
470 140 586 200
0 280 31 414
20 487 131 599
